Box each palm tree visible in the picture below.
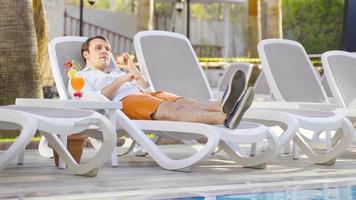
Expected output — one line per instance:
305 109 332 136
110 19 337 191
265 0 283 39
0 0 41 106
137 0 154 31
33 0 50 88
247 0 262 57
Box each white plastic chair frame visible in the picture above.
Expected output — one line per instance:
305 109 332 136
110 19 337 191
134 30 300 168
257 39 355 165
322 51 356 109
47 36 134 158
0 109 37 172
48 36 222 171
253 72 274 101
0 107 116 176
213 62 253 99
322 50 356 124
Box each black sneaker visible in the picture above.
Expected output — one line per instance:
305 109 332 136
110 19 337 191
224 87 254 129
221 70 246 115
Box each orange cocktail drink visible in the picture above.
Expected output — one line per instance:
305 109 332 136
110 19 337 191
71 76 85 91
71 76 85 98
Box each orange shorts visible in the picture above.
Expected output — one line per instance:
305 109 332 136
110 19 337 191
121 91 182 120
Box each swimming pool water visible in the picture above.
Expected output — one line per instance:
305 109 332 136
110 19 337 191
173 185 356 200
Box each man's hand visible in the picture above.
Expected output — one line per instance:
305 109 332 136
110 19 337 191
124 70 141 82
116 52 149 89
102 70 142 100
116 53 135 72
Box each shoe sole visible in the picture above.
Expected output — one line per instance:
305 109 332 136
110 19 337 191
227 87 254 129
221 70 246 114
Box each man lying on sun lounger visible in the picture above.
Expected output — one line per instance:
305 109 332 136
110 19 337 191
78 35 254 129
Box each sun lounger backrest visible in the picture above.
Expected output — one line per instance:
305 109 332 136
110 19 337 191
322 51 356 108
49 36 116 99
217 62 252 92
254 72 271 95
258 39 328 103
321 75 333 98
135 31 213 102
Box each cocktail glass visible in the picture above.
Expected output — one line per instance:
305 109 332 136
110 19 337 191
71 76 85 99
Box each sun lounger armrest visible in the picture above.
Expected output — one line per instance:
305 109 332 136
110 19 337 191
297 102 337 111
349 99 356 109
15 98 121 110
81 91 110 102
252 101 337 111
336 108 356 118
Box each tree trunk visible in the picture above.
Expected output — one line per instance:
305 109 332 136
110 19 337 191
33 0 51 87
247 0 262 57
265 0 283 39
137 0 154 31
0 0 41 106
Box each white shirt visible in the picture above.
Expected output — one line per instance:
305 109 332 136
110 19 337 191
76 66 141 102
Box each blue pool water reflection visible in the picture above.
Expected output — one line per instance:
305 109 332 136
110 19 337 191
174 185 356 200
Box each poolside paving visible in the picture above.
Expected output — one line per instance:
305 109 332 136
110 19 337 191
1 144 356 199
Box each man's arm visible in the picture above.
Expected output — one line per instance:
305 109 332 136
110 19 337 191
127 66 149 89
101 72 136 100
116 53 149 89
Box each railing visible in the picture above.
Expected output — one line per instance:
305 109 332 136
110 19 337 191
154 13 224 57
64 10 134 55
64 10 223 57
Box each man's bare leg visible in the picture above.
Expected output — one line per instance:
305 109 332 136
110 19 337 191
153 101 225 125
153 87 254 129
175 98 221 112
172 70 247 113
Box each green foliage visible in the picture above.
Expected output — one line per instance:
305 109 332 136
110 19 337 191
115 0 136 13
191 3 223 20
155 2 174 16
89 0 109 9
0 137 41 142
0 130 40 139
282 0 344 54
65 0 109 9
154 2 246 23
65 0 134 12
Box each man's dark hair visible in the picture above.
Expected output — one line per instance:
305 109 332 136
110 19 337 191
81 35 110 63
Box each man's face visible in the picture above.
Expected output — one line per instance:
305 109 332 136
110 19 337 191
83 38 111 71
